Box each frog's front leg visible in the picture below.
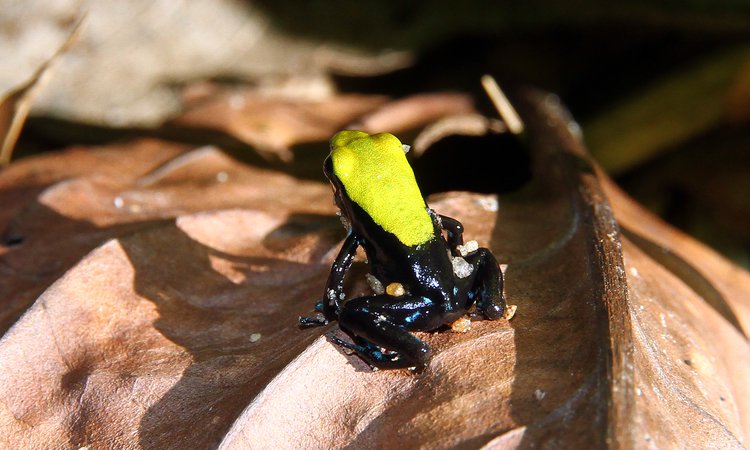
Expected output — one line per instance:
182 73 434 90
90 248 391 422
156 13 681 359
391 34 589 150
299 232 360 327
335 294 441 370
464 248 507 320
439 214 464 254
429 210 464 254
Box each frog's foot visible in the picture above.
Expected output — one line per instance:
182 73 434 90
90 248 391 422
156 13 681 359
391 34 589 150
298 300 338 327
298 313 329 327
465 248 507 320
336 294 435 370
328 332 428 371
326 334 383 368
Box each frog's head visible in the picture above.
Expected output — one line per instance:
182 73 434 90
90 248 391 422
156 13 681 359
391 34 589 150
323 130 433 246
323 131 405 208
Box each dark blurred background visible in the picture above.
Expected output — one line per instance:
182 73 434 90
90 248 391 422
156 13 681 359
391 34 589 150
5 0 750 268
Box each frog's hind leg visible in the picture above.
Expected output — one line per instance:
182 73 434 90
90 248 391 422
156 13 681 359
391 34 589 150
326 334 413 369
464 248 507 320
335 294 437 370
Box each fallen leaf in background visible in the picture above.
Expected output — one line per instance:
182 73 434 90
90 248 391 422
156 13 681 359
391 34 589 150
170 87 478 162
615 133 750 268
171 85 387 162
0 0 411 127
349 92 476 134
0 90 748 449
0 18 82 166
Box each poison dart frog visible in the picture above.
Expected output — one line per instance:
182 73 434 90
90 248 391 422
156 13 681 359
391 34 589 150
299 130 507 370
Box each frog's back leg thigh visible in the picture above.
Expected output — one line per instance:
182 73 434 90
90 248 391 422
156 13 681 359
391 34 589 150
465 248 506 320
336 294 440 370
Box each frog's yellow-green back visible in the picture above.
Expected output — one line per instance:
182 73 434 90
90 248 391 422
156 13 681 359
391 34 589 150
330 131 434 246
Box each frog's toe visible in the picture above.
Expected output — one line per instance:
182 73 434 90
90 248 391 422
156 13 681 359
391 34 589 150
298 313 329 327
482 303 505 320
326 333 359 352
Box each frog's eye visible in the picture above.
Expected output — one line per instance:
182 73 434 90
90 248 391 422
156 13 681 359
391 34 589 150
402 144 411 153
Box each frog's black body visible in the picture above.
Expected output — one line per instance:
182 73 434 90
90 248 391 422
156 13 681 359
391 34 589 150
300 151 506 370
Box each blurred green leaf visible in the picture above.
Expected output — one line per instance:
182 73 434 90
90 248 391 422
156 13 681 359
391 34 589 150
584 46 750 173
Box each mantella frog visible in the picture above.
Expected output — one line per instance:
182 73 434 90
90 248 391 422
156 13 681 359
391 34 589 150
300 130 507 370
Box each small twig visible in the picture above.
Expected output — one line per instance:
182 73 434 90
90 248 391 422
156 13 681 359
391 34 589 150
0 16 85 167
480 74 524 135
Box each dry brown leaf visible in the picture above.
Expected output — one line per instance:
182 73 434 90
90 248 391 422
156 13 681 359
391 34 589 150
350 92 476 134
604 177 750 336
0 90 748 449
0 1 412 127
0 139 332 334
171 85 388 161
170 87 480 162
529 93 750 448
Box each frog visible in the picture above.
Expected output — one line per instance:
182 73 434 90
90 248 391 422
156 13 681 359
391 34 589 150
299 130 507 371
